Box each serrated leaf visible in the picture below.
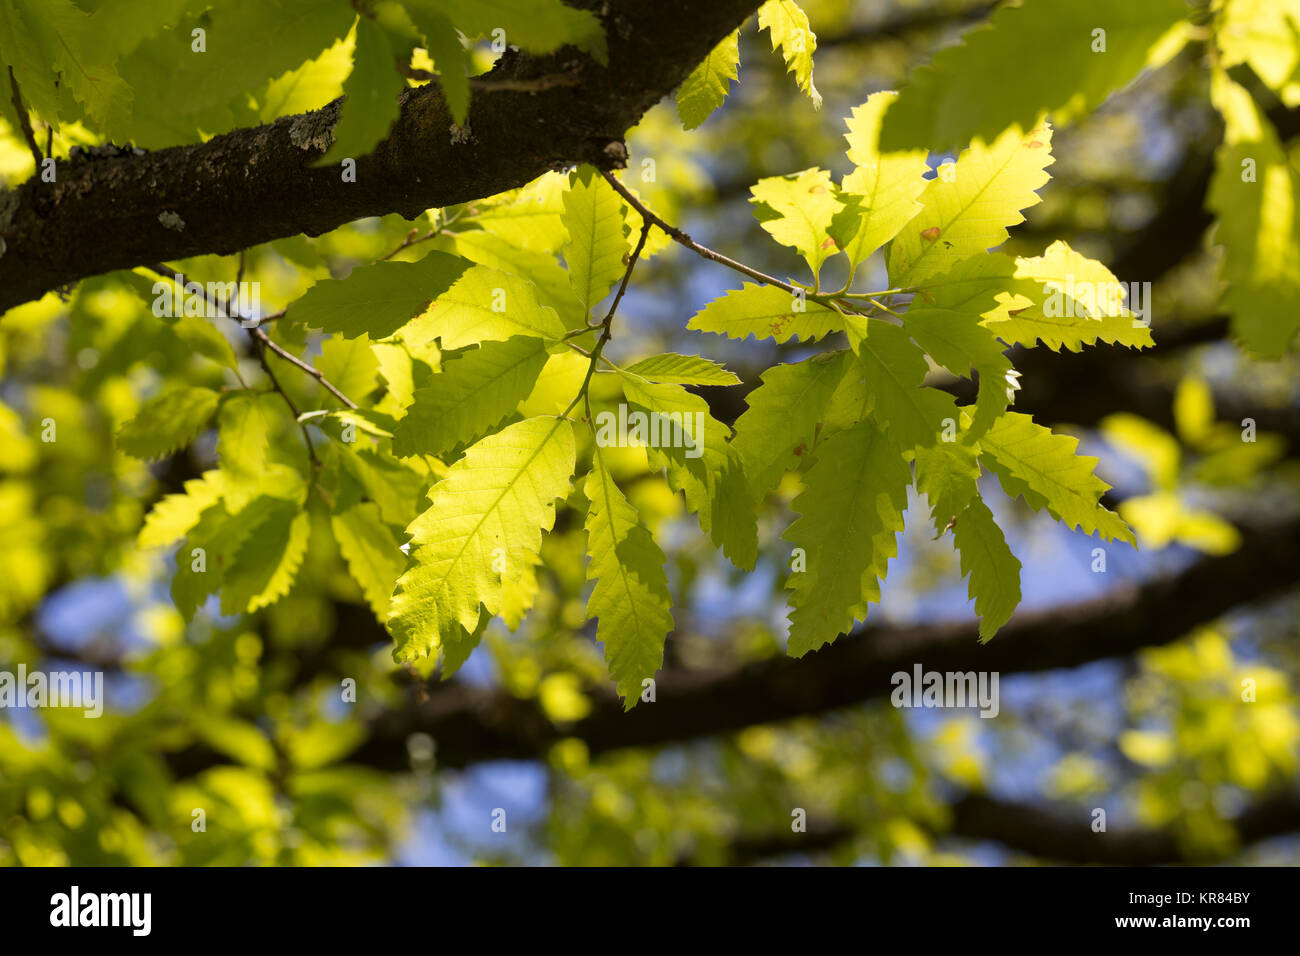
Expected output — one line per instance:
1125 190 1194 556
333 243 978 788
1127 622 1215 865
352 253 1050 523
731 350 852 500
1207 70 1300 358
615 376 757 570
687 282 853 344
888 123 1055 287
985 241 1155 351
331 501 406 618
217 392 281 513
854 319 959 451
222 500 312 614
750 168 843 281
915 441 981 532
405 264 568 348
387 416 576 662
316 17 406 165
676 29 740 130
784 420 909 655
622 353 742 386
562 166 630 311
117 387 220 461
758 0 821 108
391 335 549 457
979 411 1136 545
880 0 1189 152
138 470 226 549
832 92 929 268
583 448 674 707
902 254 1016 438
285 251 471 339
952 495 1021 641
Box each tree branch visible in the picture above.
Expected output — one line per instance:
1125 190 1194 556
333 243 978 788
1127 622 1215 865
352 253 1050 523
306 514 1300 772
0 0 766 313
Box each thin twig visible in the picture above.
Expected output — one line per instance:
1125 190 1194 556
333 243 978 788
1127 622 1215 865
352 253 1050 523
145 262 359 414
8 67 43 169
599 169 885 322
564 221 652 421
601 169 797 294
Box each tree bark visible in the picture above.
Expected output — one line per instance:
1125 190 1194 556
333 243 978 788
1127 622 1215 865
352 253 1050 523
0 0 763 313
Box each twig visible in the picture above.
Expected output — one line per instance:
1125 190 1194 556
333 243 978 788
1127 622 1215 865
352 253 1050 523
601 170 798 294
145 262 360 416
8 67 43 169
599 169 883 321
564 221 652 421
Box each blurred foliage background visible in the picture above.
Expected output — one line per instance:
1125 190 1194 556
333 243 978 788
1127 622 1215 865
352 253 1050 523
1 0 1299 865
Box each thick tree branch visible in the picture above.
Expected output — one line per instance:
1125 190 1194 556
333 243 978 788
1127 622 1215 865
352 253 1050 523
309 514 1300 772
0 0 764 313
709 790 1300 865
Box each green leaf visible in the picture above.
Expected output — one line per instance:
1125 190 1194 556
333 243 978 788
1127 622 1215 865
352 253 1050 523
583 448 675 707
112 0 354 147
331 502 406 618
676 29 740 130
979 411 1136 545
854 319 959 451
562 166 631 312
784 420 909 656
687 282 852 344
284 251 472 339
615 376 758 570
221 500 312 614
915 441 981 532
888 123 1055 287
880 0 1189 152
138 470 225 550
117 387 220 461
391 335 549 457
260 35 353 122
168 315 241 372
217 392 281 513
405 264 568 348
758 0 821 108
985 241 1155 351
750 168 844 282
901 254 1016 438
731 350 852 500
952 495 1022 641
388 416 576 662
468 173 570 253
1207 70 1300 358
622 353 742 387
404 6 472 125
0 0 129 128
832 92 929 269
315 335 380 403
436 0 606 63
315 17 405 165
171 499 278 620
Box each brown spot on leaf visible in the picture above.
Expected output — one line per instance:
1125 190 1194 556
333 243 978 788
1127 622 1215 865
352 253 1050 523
921 227 941 242
820 236 838 250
